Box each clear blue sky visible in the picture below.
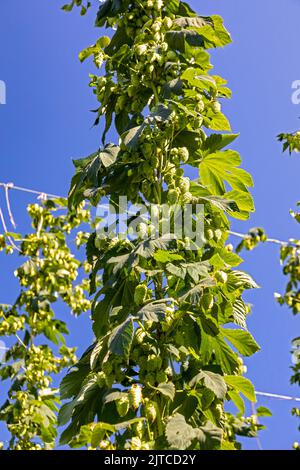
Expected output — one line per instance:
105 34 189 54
0 0 300 450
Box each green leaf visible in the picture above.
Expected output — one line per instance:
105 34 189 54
96 0 129 26
90 340 104 370
135 236 175 259
166 414 222 450
218 248 243 267
173 130 202 151
123 125 145 150
172 15 231 49
60 366 90 400
199 150 253 198
189 370 227 399
185 261 210 283
57 401 75 427
165 30 204 52
137 300 170 323
58 373 100 431
198 421 223 450
228 270 260 290
103 391 127 405
179 277 215 303
68 145 119 208
91 422 115 448
156 383 176 401
222 328 260 357
108 318 134 360
256 406 272 417
181 68 217 94
225 190 255 219
153 250 184 263
122 105 172 150
228 390 245 415
221 440 237 450
165 414 197 450
174 16 213 29
196 194 239 214
195 15 232 48
114 417 145 431
224 375 256 402
199 314 219 337
108 252 137 275
100 145 119 168
79 44 99 63
232 299 248 329
208 335 240 374
166 263 186 279
115 109 129 135
209 253 226 270
206 112 231 131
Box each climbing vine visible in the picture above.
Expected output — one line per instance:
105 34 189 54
56 0 263 450
235 129 300 449
278 130 300 449
0 199 91 449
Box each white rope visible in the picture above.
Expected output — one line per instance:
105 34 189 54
256 391 300 402
228 230 289 247
0 182 63 199
0 182 294 246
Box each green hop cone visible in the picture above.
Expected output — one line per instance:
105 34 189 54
135 328 146 344
133 421 144 439
214 229 223 241
145 401 157 423
116 396 129 417
134 284 148 305
201 293 214 310
136 44 148 56
214 403 224 421
96 371 107 388
182 192 193 204
206 229 214 240
167 189 179 204
211 100 221 113
129 384 143 410
215 271 228 284
178 147 189 163
179 177 190 193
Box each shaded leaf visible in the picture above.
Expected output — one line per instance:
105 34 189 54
190 370 226 399
179 277 215 303
108 318 134 359
165 414 196 450
137 300 171 323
